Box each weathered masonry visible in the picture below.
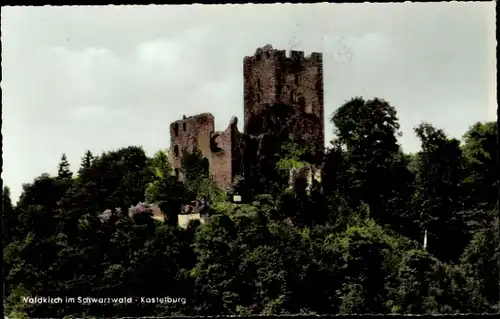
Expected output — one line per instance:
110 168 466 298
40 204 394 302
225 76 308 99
243 44 324 152
169 114 243 190
169 45 324 191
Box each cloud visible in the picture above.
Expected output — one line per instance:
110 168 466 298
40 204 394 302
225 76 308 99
71 105 108 119
69 105 136 122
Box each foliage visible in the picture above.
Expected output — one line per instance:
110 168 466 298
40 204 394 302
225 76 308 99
57 153 73 180
276 135 314 171
413 122 467 262
3 97 499 317
180 148 225 204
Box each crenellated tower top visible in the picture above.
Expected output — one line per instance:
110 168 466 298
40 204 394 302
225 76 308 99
244 44 323 67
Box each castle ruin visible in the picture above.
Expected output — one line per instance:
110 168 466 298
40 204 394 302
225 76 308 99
169 45 325 191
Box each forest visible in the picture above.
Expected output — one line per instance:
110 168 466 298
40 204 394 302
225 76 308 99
2 97 500 318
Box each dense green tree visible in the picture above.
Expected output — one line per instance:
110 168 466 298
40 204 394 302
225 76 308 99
3 97 499 317
462 122 498 210
180 148 225 205
329 97 415 237
57 153 73 180
146 151 194 225
413 122 467 262
460 217 500 312
78 150 96 176
2 187 16 247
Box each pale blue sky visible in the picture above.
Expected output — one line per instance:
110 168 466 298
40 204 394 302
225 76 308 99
2 3 496 203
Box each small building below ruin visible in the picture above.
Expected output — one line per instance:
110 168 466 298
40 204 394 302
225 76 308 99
178 213 206 228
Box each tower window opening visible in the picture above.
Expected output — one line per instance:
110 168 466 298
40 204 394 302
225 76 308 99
174 145 179 157
257 78 261 91
174 123 179 136
299 96 307 108
183 122 187 131
257 93 261 103
295 74 300 85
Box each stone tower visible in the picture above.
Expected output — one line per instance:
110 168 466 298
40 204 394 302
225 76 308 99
242 44 325 150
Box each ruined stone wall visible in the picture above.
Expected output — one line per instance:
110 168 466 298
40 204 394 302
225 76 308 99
210 117 243 190
169 113 215 181
169 113 242 190
243 45 325 152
